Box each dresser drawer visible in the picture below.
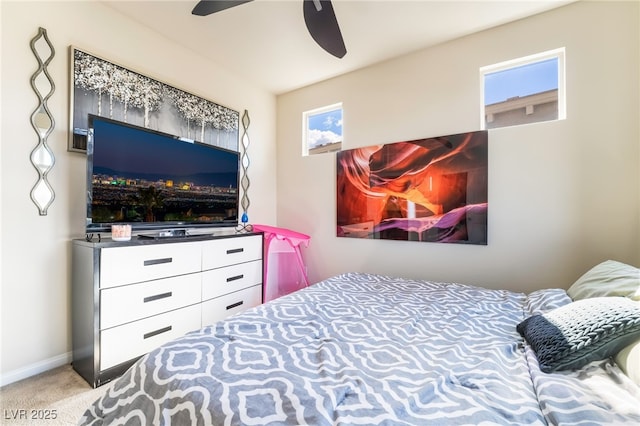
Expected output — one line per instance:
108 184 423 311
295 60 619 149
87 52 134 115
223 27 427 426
101 273 201 329
202 235 262 270
202 260 262 301
100 242 202 288
201 284 262 326
100 304 201 370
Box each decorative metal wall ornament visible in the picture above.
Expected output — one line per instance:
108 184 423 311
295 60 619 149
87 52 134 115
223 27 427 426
69 47 239 152
29 27 56 215
236 110 252 232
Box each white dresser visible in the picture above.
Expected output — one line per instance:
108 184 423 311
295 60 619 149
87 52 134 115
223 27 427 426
72 232 263 387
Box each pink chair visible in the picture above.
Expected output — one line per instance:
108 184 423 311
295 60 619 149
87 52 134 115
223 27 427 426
253 224 310 302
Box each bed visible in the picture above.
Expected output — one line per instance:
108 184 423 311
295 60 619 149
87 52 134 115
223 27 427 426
79 263 640 425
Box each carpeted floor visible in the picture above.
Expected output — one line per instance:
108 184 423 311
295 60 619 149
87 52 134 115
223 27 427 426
0 364 111 425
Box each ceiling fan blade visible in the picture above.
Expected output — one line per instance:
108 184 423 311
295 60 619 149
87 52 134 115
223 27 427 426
303 0 347 58
192 0 253 16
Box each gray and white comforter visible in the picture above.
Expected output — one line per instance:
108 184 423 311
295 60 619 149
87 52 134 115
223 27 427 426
80 272 640 425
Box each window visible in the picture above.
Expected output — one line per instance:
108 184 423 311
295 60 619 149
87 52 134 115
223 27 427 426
480 48 565 129
303 103 343 155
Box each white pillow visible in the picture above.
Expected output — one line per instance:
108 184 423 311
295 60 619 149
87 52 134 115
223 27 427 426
615 339 640 387
567 260 640 301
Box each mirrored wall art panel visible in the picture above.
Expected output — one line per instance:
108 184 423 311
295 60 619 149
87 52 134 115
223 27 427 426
29 27 56 215
236 109 252 232
68 47 239 153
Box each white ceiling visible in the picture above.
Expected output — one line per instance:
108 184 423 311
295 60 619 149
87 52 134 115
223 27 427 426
104 0 575 95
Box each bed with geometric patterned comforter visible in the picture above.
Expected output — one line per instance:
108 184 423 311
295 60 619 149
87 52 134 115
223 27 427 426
79 272 640 425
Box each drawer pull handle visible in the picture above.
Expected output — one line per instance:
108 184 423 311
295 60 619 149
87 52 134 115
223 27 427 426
144 325 172 339
226 301 244 310
226 248 244 254
143 292 173 303
144 257 172 266
226 274 244 282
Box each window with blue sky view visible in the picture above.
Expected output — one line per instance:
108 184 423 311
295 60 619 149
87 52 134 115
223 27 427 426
484 58 558 105
303 103 342 155
481 48 565 129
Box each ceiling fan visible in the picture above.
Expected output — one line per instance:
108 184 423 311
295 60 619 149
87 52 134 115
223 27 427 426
192 0 347 58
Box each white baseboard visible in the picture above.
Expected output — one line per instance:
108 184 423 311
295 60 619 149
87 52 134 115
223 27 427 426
0 351 72 388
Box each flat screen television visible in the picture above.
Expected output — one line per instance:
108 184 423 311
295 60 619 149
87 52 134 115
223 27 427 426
86 115 239 234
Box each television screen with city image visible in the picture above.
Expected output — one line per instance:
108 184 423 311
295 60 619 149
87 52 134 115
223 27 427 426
86 115 239 234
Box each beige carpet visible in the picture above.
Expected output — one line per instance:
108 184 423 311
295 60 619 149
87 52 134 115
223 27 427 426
0 364 111 425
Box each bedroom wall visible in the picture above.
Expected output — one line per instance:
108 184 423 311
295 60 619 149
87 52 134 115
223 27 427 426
276 1 640 292
0 1 277 385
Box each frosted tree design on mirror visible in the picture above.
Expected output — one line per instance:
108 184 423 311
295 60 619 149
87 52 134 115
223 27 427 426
29 27 56 215
69 48 239 152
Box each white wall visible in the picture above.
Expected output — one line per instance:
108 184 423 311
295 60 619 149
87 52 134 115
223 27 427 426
276 1 640 292
0 1 277 385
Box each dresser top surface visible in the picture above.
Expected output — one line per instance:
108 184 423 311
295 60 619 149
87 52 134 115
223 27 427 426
73 230 263 248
